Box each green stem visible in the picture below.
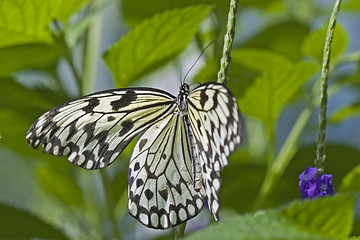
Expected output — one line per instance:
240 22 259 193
254 0 343 207
65 51 83 95
315 0 342 177
83 0 103 95
52 24 83 96
254 78 341 208
82 0 120 238
254 106 313 208
174 222 187 240
49 68 69 97
100 170 122 240
217 0 238 84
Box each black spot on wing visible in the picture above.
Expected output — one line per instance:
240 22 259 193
84 123 96 145
83 98 100 112
210 121 216 133
107 116 115 121
136 179 144 188
139 139 148 151
96 130 108 140
197 119 201 131
66 123 77 141
159 189 168 201
144 189 154 200
119 120 134 136
111 90 137 110
174 183 182 195
134 162 140 171
199 88 209 108
212 90 219 109
129 174 134 188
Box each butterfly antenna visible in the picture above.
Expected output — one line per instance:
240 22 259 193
183 41 214 84
179 64 183 85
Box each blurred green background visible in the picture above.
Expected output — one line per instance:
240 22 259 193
0 0 360 239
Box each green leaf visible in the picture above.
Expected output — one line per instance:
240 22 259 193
122 0 226 25
237 0 285 13
302 24 348 62
340 165 360 193
184 210 341 240
234 50 318 131
0 0 57 48
339 60 360 92
35 160 84 207
65 0 112 47
232 48 293 73
104 6 211 87
221 162 265 212
0 44 60 76
283 195 354 238
0 78 68 157
186 194 354 240
0 203 69 239
242 22 310 61
54 0 90 23
329 102 360 123
343 0 360 11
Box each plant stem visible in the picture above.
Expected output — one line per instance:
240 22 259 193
254 106 313 208
254 0 343 207
81 0 121 238
83 0 103 95
51 19 83 96
100 170 122 240
254 73 342 208
174 222 187 240
315 0 342 177
217 0 238 84
65 51 83 96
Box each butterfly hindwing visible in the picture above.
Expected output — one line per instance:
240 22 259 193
26 88 176 169
128 113 206 229
188 82 242 219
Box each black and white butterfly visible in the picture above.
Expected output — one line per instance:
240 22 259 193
26 82 242 229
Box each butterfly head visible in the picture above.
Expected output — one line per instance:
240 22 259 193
179 83 190 95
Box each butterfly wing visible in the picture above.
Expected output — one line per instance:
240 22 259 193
188 82 242 219
128 113 206 229
26 88 176 169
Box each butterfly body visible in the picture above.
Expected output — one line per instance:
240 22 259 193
26 82 242 229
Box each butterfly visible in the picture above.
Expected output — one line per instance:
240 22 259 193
26 82 242 229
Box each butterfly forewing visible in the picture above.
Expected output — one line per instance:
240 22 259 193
26 88 176 169
128 113 206 229
188 82 242 219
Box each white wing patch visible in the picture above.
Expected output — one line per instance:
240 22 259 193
26 88 176 169
188 82 242 220
128 114 206 229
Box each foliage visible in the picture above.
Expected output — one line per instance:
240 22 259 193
0 0 360 239
185 194 354 240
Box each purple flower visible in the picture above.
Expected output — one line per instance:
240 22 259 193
299 167 334 200
315 174 335 197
